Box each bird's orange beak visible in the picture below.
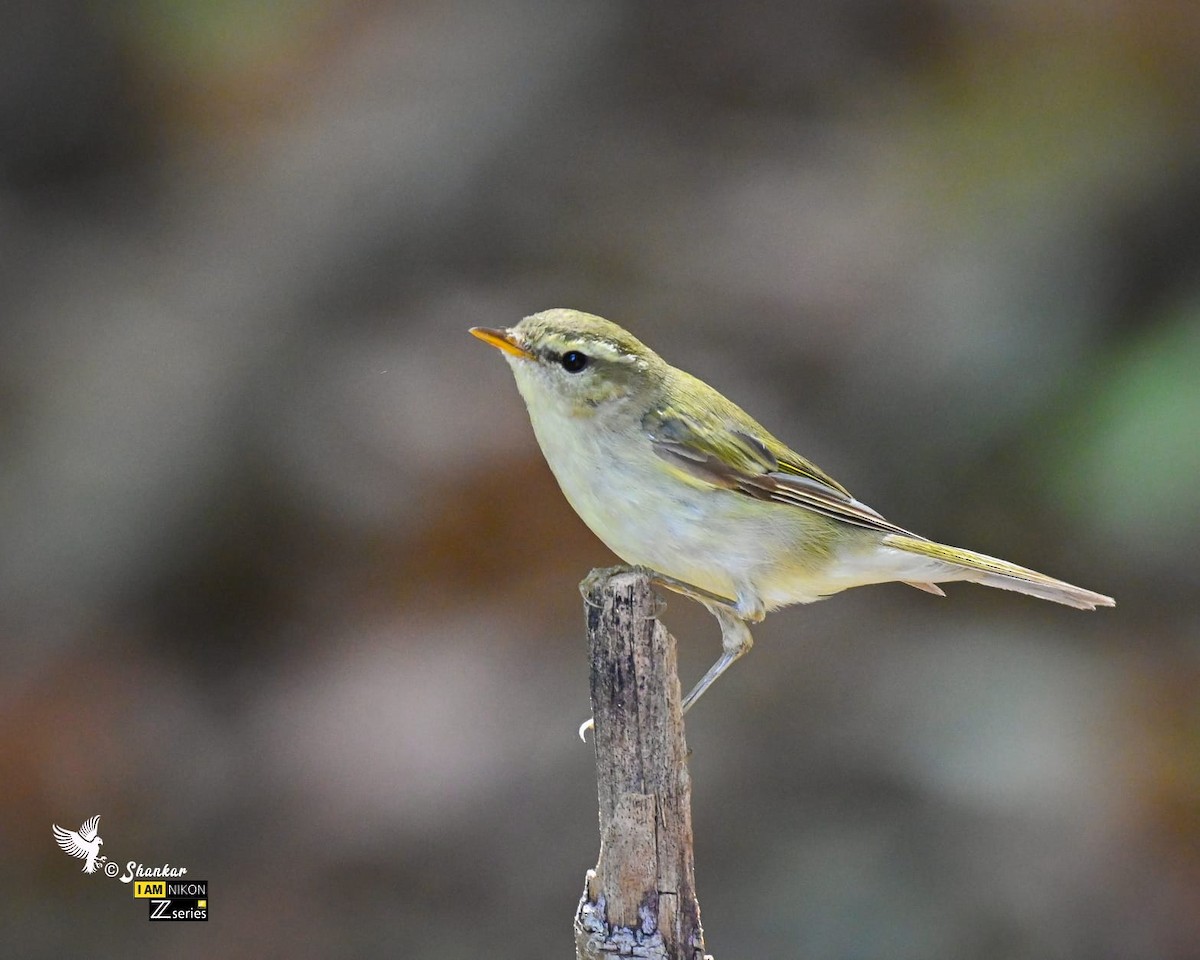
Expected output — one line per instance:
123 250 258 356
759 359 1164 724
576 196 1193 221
469 326 531 359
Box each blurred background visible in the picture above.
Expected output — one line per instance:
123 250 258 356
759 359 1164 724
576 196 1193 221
2 1 1198 957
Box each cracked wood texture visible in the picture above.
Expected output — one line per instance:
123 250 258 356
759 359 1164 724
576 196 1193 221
574 569 710 960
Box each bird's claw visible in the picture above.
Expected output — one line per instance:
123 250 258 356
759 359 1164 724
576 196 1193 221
579 564 647 603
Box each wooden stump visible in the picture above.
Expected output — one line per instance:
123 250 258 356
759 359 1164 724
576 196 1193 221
574 568 711 960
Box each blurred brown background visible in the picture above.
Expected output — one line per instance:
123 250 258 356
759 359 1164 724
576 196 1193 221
2 1 1198 957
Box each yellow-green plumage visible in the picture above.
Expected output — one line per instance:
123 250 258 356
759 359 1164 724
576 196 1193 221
471 309 1114 711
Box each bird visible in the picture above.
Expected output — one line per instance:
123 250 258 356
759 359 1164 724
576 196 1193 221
53 815 104 873
471 309 1115 716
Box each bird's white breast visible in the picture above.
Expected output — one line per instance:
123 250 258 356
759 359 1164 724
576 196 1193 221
514 380 807 603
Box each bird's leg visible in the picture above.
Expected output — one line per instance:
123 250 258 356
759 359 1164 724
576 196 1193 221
680 600 758 714
577 565 737 740
644 570 739 609
579 564 736 610
578 566 759 738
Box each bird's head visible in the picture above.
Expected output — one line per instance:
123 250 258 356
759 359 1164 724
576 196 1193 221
96 837 103 845
470 309 665 417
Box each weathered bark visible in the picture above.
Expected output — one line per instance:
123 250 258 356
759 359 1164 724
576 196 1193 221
574 568 711 960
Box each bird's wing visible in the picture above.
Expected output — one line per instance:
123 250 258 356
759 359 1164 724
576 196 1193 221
78 815 100 842
644 408 922 538
53 825 91 859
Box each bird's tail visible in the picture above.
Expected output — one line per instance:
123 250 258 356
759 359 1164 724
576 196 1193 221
884 534 1115 611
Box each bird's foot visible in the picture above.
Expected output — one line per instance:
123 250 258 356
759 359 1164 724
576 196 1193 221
578 565 638 601
580 564 737 610
579 565 678 616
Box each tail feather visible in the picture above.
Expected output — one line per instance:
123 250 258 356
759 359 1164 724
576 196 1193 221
884 534 1115 611
902 580 947 597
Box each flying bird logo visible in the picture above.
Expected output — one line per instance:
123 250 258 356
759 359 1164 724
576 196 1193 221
52 816 104 874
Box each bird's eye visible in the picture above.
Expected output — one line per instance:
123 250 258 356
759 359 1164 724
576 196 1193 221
561 350 589 373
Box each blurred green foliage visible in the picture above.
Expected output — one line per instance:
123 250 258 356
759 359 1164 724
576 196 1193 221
1054 301 1200 562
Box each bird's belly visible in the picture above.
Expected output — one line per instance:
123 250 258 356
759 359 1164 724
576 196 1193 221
534 422 841 605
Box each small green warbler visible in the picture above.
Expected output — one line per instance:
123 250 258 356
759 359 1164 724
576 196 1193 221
471 309 1114 715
